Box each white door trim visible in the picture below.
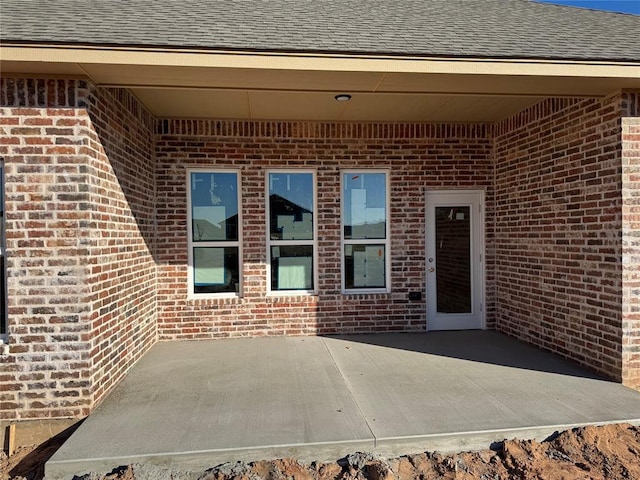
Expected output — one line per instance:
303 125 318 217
425 190 486 331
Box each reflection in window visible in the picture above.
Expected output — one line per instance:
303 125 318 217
344 244 386 289
191 172 238 242
193 247 239 294
270 245 313 291
188 171 240 295
342 171 389 292
268 171 316 292
343 173 386 239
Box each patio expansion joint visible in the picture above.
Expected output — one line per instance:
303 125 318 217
321 337 379 447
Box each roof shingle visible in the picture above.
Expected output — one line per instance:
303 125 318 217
1 0 639 61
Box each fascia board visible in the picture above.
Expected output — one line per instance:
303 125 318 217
2 44 640 79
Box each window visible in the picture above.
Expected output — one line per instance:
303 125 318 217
0 162 5 335
187 170 241 296
267 171 317 293
341 171 390 293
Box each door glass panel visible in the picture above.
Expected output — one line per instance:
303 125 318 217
1 164 4 333
435 206 471 314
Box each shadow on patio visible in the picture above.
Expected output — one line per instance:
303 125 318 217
326 330 603 379
46 331 640 479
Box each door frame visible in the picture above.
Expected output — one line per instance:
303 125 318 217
425 189 486 331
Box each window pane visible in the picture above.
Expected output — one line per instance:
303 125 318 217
269 172 314 240
271 245 313 291
191 172 238 242
343 173 386 239
193 247 239 294
344 244 386 289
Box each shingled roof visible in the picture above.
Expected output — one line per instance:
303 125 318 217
1 0 639 62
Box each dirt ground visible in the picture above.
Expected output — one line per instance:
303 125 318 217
2 423 640 480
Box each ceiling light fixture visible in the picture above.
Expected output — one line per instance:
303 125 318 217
334 94 352 102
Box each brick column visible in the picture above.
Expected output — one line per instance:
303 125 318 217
0 78 157 420
0 78 95 419
621 91 640 390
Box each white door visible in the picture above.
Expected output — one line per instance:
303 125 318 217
426 191 484 330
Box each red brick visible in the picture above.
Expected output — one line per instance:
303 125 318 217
2 75 639 422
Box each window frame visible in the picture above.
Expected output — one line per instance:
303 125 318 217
186 168 242 299
265 169 318 296
340 169 391 294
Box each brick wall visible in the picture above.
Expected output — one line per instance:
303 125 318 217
155 121 494 339
493 96 625 380
83 87 157 406
0 79 95 419
0 78 157 420
621 92 640 389
2 74 638 420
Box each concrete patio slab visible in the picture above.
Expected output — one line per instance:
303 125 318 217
324 332 640 456
46 332 640 479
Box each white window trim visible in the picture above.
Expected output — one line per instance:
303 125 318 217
186 168 242 299
341 169 391 294
266 169 318 296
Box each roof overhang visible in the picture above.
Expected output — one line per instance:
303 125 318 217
3 44 640 122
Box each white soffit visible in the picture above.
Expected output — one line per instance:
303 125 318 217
2 46 639 122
